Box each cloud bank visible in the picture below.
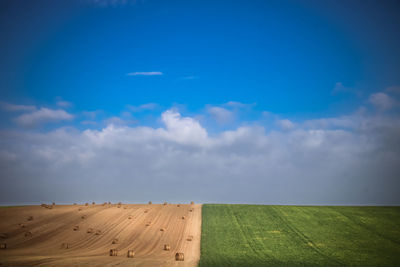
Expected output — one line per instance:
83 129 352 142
1 105 399 205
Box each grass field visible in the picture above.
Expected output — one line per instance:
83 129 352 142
199 204 400 266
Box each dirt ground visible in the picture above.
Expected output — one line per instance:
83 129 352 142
0 203 202 266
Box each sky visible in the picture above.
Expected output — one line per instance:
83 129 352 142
0 0 400 205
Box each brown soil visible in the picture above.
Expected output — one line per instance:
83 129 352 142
0 204 202 266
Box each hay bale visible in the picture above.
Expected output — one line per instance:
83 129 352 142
81 215 87 219
0 243 6 249
191 201 194 205
123 207 127 209
163 202 167 205
85 203 89 206
78 207 83 211
0 233 8 239
189 208 194 212
148 201 152 205
127 250 135 258
108 201 111 204
92 202 96 205
61 243 69 249
95 230 102 235
164 244 170 251
177 204 180 207
118 202 122 205
175 252 184 261
87 228 94 233
112 238 118 244
187 235 193 241
109 248 118 256
182 216 186 220
27 216 34 221
144 209 149 213
102 202 107 206
73 225 79 231
25 231 32 238
128 215 133 219
160 228 166 232
145 222 151 226
73 203 77 205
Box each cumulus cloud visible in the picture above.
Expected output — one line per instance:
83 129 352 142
369 92 397 110
127 72 163 76
207 106 234 124
1 109 399 205
0 102 36 112
14 108 74 126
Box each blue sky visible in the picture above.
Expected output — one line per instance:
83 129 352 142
0 0 400 204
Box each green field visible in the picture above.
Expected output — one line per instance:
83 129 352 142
199 204 400 266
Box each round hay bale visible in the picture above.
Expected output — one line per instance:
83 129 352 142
175 252 184 261
123 207 127 209
177 204 180 207
186 235 193 241
109 248 118 256
85 203 89 206
144 209 149 213
81 215 87 219
164 244 170 251
163 202 167 205
128 215 133 219
61 243 69 249
95 230 102 235
148 201 152 205
189 208 194 212
0 233 8 239
25 231 32 238
182 216 186 220
27 216 34 221
145 222 151 226
160 228 166 232
118 202 122 205
0 243 6 249
127 250 135 258
112 238 118 244
191 201 194 205
87 228 94 233
73 225 79 231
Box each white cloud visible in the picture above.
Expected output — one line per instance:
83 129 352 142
369 92 396 110
331 82 362 96
0 102 36 112
127 72 163 76
386 85 400 94
128 103 159 112
56 101 72 108
1 109 400 205
277 119 295 130
207 106 234 124
14 108 74 126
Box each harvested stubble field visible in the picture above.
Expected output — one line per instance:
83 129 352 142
0 203 201 266
199 204 400 267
